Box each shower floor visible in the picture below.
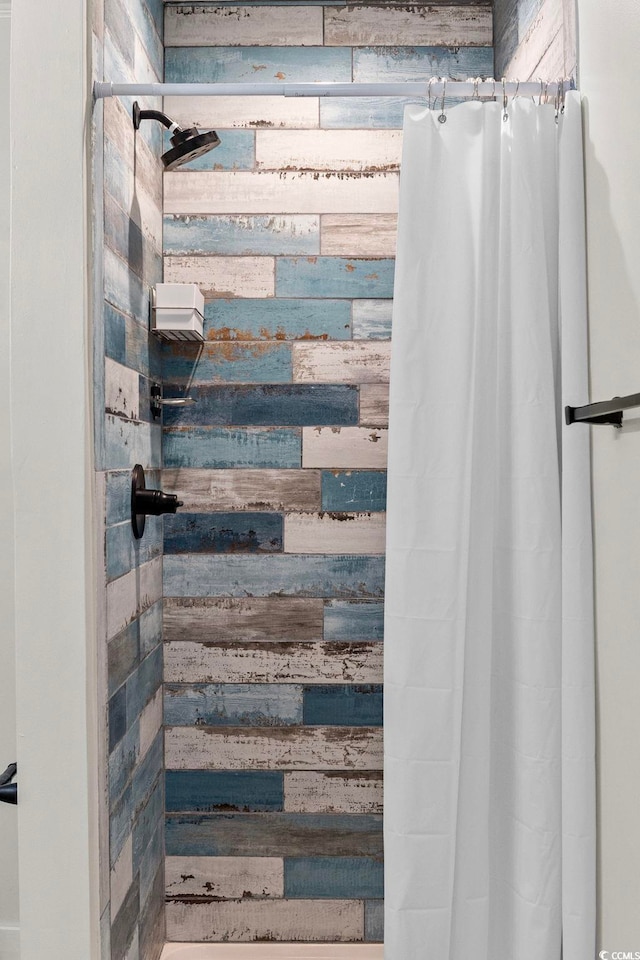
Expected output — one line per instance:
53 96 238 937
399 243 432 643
160 945 384 960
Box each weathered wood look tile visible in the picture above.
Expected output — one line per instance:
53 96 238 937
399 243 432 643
165 5 323 47
353 44 495 84
303 684 383 726
162 342 292 386
165 683 303 727
277 257 395 300
284 771 383 814
165 726 383 771
104 412 161 471
104 303 162 382
323 600 385 641
162 129 256 173
284 857 383 899
302 427 388 470
360 384 390 426
365 899 384 942
293 342 391 384
321 215 398 257
163 95 320 131
352 300 393 340
163 597 324 643
160 385 359 427
165 856 284 900
106 556 162 641
501 0 563 78
165 45 351 84
162 427 301 470
321 472 387 513
204 298 352 341
164 641 383 684
166 899 364 943
284 513 386 556
161 469 321 513
163 554 385 598
324 5 493 47
105 357 141 421
163 215 320 257
163 256 275 299
165 770 284 813
164 512 284 555
164 171 399 216
104 246 150 325
256 130 402 172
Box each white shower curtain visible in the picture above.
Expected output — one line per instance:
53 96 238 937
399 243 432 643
384 93 595 960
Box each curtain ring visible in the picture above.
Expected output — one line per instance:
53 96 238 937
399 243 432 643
537 78 544 105
428 76 435 110
502 77 508 121
439 77 447 123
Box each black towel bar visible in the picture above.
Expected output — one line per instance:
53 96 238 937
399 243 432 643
565 392 640 427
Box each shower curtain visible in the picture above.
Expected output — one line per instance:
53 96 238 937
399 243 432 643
384 92 595 960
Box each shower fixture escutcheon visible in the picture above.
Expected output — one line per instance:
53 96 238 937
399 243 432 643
131 464 183 540
132 101 221 170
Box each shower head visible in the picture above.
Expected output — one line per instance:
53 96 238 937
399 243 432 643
132 101 221 171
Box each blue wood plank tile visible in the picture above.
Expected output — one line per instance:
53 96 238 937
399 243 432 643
104 246 151 326
320 96 424 130
103 34 162 154
132 732 164 818
204 298 351 341
105 304 162 381
164 684 303 727
103 139 133 223
162 427 301 469
164 214 320 255
165 813 383 858
139 820 164 910
109 719 140 804
164 512 284 554
126 645 163 727
321 471 387 511
284 857 384 899
139 600 163 658
165 770 285 814
161 385 359 427
110 782 133 866
161 341 292 385
106 516 162 582
163 555 385 598
105 0 163 78
323 601 385 641
276 258 395 299
365 899 384 941
108 620 141 697
109 685 128 752
143 0 164 43
106 469 160 527
303 685 383 726
162 130 255 172
353 45 494 84
104 193 162 287
165 46 351 84
133 777 164 873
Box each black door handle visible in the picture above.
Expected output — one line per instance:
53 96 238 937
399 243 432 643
0 763 17 805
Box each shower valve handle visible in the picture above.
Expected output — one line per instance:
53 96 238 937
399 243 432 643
0 763 17 805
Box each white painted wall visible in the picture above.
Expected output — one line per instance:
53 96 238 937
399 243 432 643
0 2 20 955
578 0 640 948
9 0 100 957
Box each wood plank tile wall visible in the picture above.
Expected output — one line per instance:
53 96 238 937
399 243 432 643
493 0 577 79
93 0 166 956
160 2 493 944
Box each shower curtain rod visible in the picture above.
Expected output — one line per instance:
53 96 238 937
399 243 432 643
94 79 574 100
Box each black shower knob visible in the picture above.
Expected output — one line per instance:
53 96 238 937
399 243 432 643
131 464 183 539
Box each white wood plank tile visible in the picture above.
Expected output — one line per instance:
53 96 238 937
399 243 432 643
359 384 389 426
256 130 402 172
139 688 163 759
302 427 388 469
166 856 284 900
163 597 324 643
284 771 383 814
105 357 140 421
161 469 321 513
293 342 391 384
106 556 163 640
324 4 493 46
166 899 364 943
321 214 398 257
502 0 563 80
284 513 386 555
163 95 320 131
165 726 383 771
164 256 275 299
165 640 383 684
165 6 323 47
164 171 399 216
110 834 133 921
